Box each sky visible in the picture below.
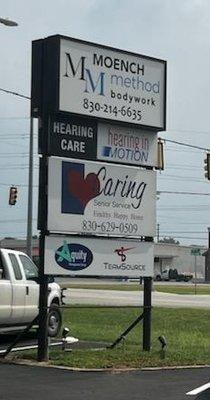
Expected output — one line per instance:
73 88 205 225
0 0 210 247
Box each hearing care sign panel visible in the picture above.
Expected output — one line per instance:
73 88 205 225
47 113 97 159
47 157 156 237
44 235 154 277
59 37 166 129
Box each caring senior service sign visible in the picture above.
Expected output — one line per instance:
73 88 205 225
59 37 166 130
44 236 154 277
47 157 156 237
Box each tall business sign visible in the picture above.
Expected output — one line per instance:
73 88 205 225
32 35 166 278
32 34 166 359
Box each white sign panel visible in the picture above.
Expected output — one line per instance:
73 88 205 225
45 235 154 277
97 123 157 167
59 38 166 129
48 157 156 237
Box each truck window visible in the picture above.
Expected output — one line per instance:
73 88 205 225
9 253 23 280
19 255 38 280
0 252 9 279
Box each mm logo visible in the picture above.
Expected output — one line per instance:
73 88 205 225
55 241 93 271
63 52 105 96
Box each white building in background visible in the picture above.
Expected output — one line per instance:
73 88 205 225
0 238 207 280
155 242 206 279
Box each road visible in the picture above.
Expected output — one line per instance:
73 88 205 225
0 363 210 400
65 288 210 308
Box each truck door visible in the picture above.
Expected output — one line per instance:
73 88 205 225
0 252 12 324
18 254 39 323
8 252 26 324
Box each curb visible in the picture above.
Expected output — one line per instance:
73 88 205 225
1 357 210 373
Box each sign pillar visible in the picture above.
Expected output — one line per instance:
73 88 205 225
143 277 152 351
37 152 49 361
37 232 49 361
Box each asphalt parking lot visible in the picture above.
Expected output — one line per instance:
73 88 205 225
0 363 210 400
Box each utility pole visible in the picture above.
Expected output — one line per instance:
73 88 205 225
157 223 160 242
0 87 32 257
26 117 34 258
206 227 210 282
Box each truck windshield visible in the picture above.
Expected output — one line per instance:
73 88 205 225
19 255 38 280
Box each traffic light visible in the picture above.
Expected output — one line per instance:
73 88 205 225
204 153 210 180
156 138 164 170
9 186 18 205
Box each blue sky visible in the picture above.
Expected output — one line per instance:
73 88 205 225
0 0 210 245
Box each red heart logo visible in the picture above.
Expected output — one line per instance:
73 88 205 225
68 170 100 208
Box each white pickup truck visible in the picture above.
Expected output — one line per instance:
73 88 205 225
0 248 63 337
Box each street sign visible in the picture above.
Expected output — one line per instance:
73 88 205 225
44 235 154 277
47 157 156 237
191 248 201 256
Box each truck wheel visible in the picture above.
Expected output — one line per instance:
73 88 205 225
48 304 62 337
156 275 162 281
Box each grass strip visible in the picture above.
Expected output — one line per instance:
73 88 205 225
15 306 210 369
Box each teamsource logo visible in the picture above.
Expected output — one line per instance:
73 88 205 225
114 246 136 262
55 241 93 271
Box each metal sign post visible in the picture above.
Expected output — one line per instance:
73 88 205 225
143 277 152 351
37 155 49 361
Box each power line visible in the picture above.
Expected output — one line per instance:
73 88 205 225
162 138 210 152
0 218 36 223
157 190 210 195
0 183 38 187
0 87 30 100
157 221 210 225
0 117 29 120
160 231 207 234
163 128 210 135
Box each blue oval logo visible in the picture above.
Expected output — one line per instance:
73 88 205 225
55 241 93 271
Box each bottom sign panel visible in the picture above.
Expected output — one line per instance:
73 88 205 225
45 236 154 277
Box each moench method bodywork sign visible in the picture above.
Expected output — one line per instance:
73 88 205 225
47 157 156 237
44 235 154 277
60 38 166 129
32 35 166 130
